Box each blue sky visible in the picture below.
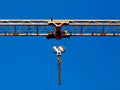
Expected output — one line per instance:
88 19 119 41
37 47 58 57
0 0 120 90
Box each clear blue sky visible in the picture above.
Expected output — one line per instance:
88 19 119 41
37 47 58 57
0 0 120 90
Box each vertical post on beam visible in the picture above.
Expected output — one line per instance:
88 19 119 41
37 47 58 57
36 26 38 35
14 25 16 35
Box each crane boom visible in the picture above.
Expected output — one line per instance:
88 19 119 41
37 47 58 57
0 19 119 37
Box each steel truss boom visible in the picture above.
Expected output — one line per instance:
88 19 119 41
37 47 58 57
0 19 120 36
